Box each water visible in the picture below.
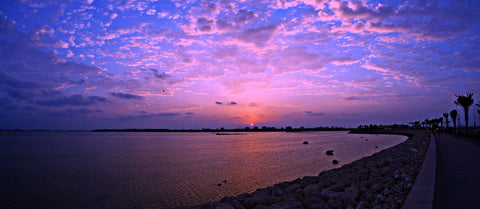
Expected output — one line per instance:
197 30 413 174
0 131 406 209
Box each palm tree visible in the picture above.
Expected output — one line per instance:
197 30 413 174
477 104 480 129
455 93 474 134
443 113 449 133
450 110 458 134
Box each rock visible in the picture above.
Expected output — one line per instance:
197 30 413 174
320 188 340 199
328 198 344 208
356 201 370 209
285 183 301 193
304 197 329 209
281 193 304 202
332 160 339 165
199 202 235 209
242 197 257 208
303 141 309 144
326 150 334 155
328 182 345 192
376 194 385 202
270 201 304 209
343 186 359 204
271 187 285 197
252 204 268 209
221 197 245 209
302 183 321 197
229 200 245 209
371 183 382 191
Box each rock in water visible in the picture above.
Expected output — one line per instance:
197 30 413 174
332 160 339 164
326 150 334 155
303 141 309 144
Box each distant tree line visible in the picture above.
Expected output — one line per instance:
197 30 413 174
92 126 349 132
355 93 479 136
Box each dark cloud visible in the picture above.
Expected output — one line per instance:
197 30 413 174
200 1 218 13
215 101 223 105
237 24 278 47
66 108 94 114
186 112 195 115
229 101 237 105
305 111 325 116
110 92 143 100
157 112 180 117
149 69 169 79
234 9 256 24
336 1 395 20
35 94 107 107
197 17 214 33
197 17 213 25
200 26 212 32
344 96 362 101
215 18 233 30
1 73 41 89
117 112 181 120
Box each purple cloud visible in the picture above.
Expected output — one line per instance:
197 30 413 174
35 95 106 107
110 92 143 100
236 24 278 47
305 111 325 116
234 9 256 24
150 69 169 79
157 112 181 117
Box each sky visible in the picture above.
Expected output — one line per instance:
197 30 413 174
0 0 479 130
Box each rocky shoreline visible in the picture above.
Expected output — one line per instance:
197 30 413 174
176 130 430 209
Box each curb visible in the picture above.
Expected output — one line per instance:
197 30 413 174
402 134 436 209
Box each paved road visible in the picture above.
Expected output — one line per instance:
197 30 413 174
433 134 480 209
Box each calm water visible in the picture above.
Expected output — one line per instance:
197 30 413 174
0 131 406 209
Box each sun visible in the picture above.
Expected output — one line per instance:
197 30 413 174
250 123 254 126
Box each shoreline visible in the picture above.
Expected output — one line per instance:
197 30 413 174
175 130 430 209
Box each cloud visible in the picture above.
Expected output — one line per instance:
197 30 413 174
66 108 94 114
185 112 194 115
150 69 169 79
344 96 362 101
110 92 143 100
284 46 319 63
329 56 360 66
234 9 256 24
235 24 278 47
305 111 325 116
229 101 237 105
215 101 223 105
157 112 180 117
35 94 106 107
